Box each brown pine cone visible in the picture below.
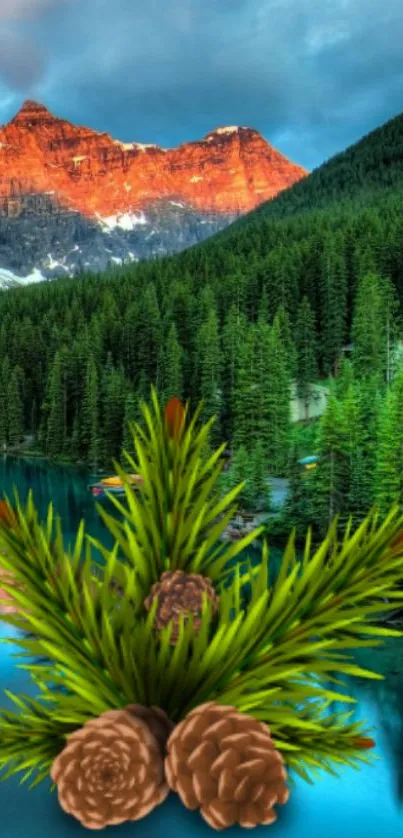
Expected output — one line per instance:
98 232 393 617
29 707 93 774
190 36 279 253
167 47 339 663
50 706 170 829
165 701 290 830
143 569 219 644
125 704 175 758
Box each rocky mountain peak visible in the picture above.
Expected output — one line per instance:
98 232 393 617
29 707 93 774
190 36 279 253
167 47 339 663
10 99 57 127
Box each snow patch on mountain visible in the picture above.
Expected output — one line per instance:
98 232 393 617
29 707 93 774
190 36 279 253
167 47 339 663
215 126 240 134
0 266 46 289
132 143 166 152
96 212 148 231
46 253 68 271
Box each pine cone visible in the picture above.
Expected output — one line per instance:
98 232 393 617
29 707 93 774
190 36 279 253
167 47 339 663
165 701 289 830
143 570 219 644
50 706 170 829
125 704 175 757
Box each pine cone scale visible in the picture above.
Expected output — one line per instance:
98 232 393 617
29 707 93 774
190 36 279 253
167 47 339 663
187 738 217 770
210 747 240 776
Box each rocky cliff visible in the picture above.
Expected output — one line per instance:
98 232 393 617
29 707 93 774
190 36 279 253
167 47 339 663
0 100 307 285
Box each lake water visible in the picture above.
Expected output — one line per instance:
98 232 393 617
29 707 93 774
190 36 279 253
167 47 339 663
0 455 403 838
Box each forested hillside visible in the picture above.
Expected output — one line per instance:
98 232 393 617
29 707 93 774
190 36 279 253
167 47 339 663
0 111 402 539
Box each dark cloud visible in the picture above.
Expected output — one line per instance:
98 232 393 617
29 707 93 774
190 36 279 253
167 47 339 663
0 0 402 169
0 31 45 89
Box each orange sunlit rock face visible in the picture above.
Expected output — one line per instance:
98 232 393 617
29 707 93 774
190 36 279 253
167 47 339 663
0 101 307 219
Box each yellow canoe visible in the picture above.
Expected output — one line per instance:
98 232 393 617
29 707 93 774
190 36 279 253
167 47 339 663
100 473 143 487
101 476 123 487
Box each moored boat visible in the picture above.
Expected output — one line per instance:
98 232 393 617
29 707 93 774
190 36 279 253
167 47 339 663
89 473 143 498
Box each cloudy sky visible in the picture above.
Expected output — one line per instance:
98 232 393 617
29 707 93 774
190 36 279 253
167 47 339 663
0 0 401 170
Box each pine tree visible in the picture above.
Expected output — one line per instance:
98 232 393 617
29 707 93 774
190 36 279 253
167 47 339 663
101 363 127 467
227 445 254 511
354 375 382 511
121 391 138 460
198 308 223 446
232 326 257 451
312 390 350 534
333 355 355 397
46 352 66 458
295 296 318 420
82 357 101 471
381 274 401 385
263 321 292 474
273 305 297 379
0 365 7 449
160 323 183 405
7 367 24 447
136 284 162 388
249 439 272 511
341 380 372 528
352 272 388 383
222 305 248 440
319 234 348 375
282 442 315 537
374 367 403 513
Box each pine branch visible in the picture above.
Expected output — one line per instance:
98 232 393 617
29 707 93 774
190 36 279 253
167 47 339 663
0 495 142 711
0 694 77 789
89 387 264 602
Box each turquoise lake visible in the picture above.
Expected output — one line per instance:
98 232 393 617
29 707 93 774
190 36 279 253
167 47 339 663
0 455 403 838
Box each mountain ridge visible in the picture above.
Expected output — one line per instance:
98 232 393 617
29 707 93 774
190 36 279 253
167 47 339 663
0 100 307 286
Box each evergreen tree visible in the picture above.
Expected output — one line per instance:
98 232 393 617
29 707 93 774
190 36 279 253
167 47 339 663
263 321 292 474
227 446 254 511
282 443 315 537
7 367 24 447
82 357 101 471
319 234 348 375
312 391 350 533
354 375 382 511
341 380 372 528
0 365 7 449
160 323 184 404
101 364 127 466
333 355 355 397
381 274 401 385
121 391 138 461
136 284 162 389
374 367 403 513
352 272 388 383
232 326 256 451
273 305 297 379
295 296 318 420
198 308 223 446
222 305 248 440
46 351 66 458
249 439 272 511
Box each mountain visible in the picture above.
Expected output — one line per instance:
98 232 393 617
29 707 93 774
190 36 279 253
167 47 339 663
0 109 402 480
0 100 306 286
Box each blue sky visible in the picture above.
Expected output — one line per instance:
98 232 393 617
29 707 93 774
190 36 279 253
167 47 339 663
0 0 402 170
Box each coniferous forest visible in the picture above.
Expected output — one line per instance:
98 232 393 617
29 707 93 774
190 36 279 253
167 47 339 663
1 111 403 541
